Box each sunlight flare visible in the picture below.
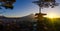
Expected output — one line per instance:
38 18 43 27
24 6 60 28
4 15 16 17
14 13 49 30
44 13 59 18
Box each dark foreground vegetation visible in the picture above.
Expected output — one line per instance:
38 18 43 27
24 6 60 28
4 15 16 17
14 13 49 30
0 18 60 31
0 20 37 31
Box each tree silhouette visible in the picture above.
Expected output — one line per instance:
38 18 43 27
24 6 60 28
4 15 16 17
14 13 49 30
0 0 16 9
33 0 59 31
33 0 59 8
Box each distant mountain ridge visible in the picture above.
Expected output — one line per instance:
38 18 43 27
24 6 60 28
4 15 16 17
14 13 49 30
0 14 60 22
0 14 36 22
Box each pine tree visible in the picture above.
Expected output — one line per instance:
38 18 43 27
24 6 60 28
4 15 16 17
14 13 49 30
0 0 16 9
33 0 59 31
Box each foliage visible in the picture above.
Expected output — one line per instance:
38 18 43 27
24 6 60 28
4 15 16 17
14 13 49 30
33 0 59 8
0 0 16 9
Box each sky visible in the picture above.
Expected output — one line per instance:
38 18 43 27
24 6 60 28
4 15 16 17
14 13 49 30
0 0 60 17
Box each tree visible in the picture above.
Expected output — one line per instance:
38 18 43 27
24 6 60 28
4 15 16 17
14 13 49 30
33 0 59 9
0 0 16 9
33 0 59 31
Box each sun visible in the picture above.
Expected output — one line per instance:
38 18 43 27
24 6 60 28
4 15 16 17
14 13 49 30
44 13 58 18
